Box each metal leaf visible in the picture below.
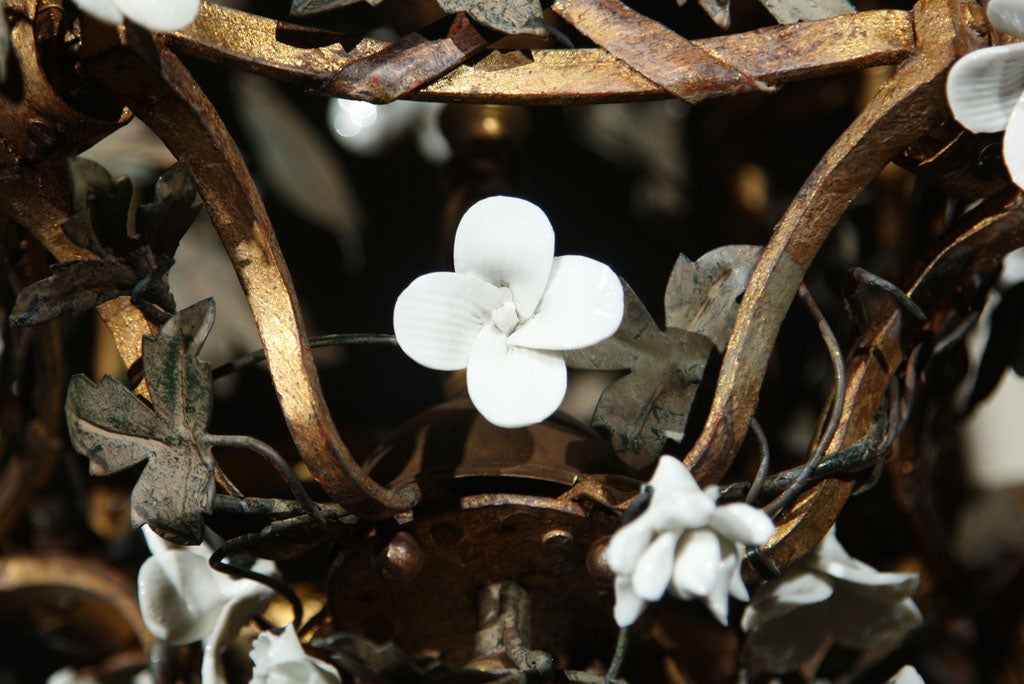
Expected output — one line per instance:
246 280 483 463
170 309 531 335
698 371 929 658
664 245 763 352
9 259 137 328
290 0 380 16
135 162 202 262
757 0 856 25
233 74 365 272
566 282 713 469
438 0 546 36
66 157 134 253
65 300 218 544
313 633 514 683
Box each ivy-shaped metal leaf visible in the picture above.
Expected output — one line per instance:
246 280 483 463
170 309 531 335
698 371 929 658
66 300 217 545
313 633 515 683
438 0 546 35
10 158 200 328
675 0 855 30
566 245 763 469
566 281 714 470
290 0 379 16
664 244 763 352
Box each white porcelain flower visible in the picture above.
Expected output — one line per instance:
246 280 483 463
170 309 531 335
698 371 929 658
888 665 925 684
73 0 200 32
137 526 277 684
250 624 340 684
393 195 624 428
328 98 450 164
605 455 775 627
947 0 1024 188
740 526 922 674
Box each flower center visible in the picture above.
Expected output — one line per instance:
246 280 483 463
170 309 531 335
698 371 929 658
490 301 520 335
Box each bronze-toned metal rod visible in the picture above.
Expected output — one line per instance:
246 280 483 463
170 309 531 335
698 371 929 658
168 2 916 104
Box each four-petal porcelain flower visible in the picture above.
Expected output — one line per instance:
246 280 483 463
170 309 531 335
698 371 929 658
393 195 624 428
137 526 277 684
740 526 922 673
606 455 775 627
250 624 340 684
947 0 1024 188
73 0 200 32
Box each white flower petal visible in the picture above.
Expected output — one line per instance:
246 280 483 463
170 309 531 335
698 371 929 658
671 528 721 598
710 503 775 546
606 519 655 575
704 566 732 626
73 0 124 24
989 0 1024 37
251 624 340 684
453 196 554 318
644 492 715 531
466 324 567 428
729 552 750 602
507 256 624 350
202 569 276 684
394 272 505 371
740 570 834 633
648 455 701 497
946 43 1024 133
138 550 226 644
887 665 925 684
111 0 200 31
1003 93 1024 189
632 530 680 601
614 574 649 627
821 561 919 598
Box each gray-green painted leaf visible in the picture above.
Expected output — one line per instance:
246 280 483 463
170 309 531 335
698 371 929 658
438 0 546 36
65 299 218 544
567 282 712 469
290 0 381 16
664 245 763 352
9 259 138 327
758 0 855 24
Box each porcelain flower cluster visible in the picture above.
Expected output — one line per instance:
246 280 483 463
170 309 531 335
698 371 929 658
605 456 775 627
393 196 624 428
740 526 923 673
73 0 199 32
137 526 278 683
947 0 1024 188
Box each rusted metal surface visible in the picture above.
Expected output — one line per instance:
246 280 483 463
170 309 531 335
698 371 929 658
167 2 916 104
80 27 420 518
762 191 1024 570
0 1 153 372
0 227 65 537
553 0 775 104
0 553 150 651
683 0 987 490
327 13 487 103
329 496 622 666
363 399 636 488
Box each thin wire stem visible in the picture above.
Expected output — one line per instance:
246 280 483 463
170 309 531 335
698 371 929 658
209 534 303 628
766 283 847 517
605 627 629 684
851 267 927 322
211 493 353 522
213 463 245 498
207 434 332 532
746 417 770 504
212 333 398 379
